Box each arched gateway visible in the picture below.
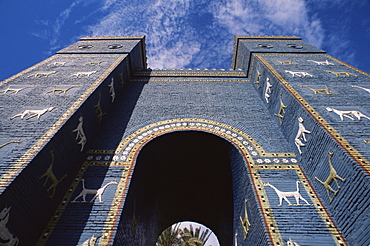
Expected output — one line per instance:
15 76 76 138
40 118 344 245
1 36 369 245
106 118 272 245
116 128 237 245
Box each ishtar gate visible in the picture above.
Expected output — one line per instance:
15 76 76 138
0 35 369 246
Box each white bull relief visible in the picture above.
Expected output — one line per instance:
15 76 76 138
71 71 97 77
284 70 313 77
307 59 334 65
325 107 370 121
72 179 118 203
294 117 311 154
263 181 311 206
10 107 56 120
264 77 272 103
72 116 87 152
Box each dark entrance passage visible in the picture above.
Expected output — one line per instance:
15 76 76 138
113 131 236 245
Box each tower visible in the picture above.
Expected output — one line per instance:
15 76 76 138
0 35 369 245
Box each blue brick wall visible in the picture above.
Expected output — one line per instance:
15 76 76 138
2 36 369 246
0 37 144 245
230 147 271 246
247 48 370 244
117 78 291 154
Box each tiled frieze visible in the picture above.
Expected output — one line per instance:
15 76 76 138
2 35 369 245
252 53 370 245
0 54 128 187
254 54 370 170
0 48 135 245
39 118 346 245
253 164 345 245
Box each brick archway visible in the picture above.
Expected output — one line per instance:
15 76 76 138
100 118 296 245
113 131 236 245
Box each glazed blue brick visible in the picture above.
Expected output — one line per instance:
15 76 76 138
0 36 369 246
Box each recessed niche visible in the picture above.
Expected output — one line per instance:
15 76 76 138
108 44 123 49
287 43 303 49
77 44 93 49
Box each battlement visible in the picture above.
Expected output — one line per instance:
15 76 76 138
232 35 325 74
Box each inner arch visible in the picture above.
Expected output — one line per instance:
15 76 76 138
157 221 220 245
113 130 239 245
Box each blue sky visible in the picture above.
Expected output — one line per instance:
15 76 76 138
1 0 370 81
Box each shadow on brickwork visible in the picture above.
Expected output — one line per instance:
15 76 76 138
91 77 149 149
42 77 149 245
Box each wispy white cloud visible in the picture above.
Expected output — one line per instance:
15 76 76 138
90 0 205 69
32 0 357 70
212 0 263 34
101 0 119 10
306 0 361 68
150 41 201 69
30 0 112 56
89 0 329 69
31 0 84 53
213 0 325 48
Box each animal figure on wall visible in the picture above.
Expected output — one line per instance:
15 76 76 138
286 238 300 246
0 206 19 246
263 181 311 206
300 85 338 95
72 116 87 152
325 70 357 77
38 150 67 199
294 117 311 154
48 62 67 67
48 62 66 67
276 60 295 65
28 71 58 78
45 86 80 95
10 107 56 120
264 78 272 103
71 71 97 77
352 85 370 94
239 200 251 240
284 70 313 77
0 85 33 94
93 93 106 123
71 71 96 78
274 93 287 125
315 152 346 203
108 78 116 102
0 140 21 149
72 179 118 203
79 235 101 246
307 59 334 65
85 61 103 66
325 107 370 121
254 69 262 87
